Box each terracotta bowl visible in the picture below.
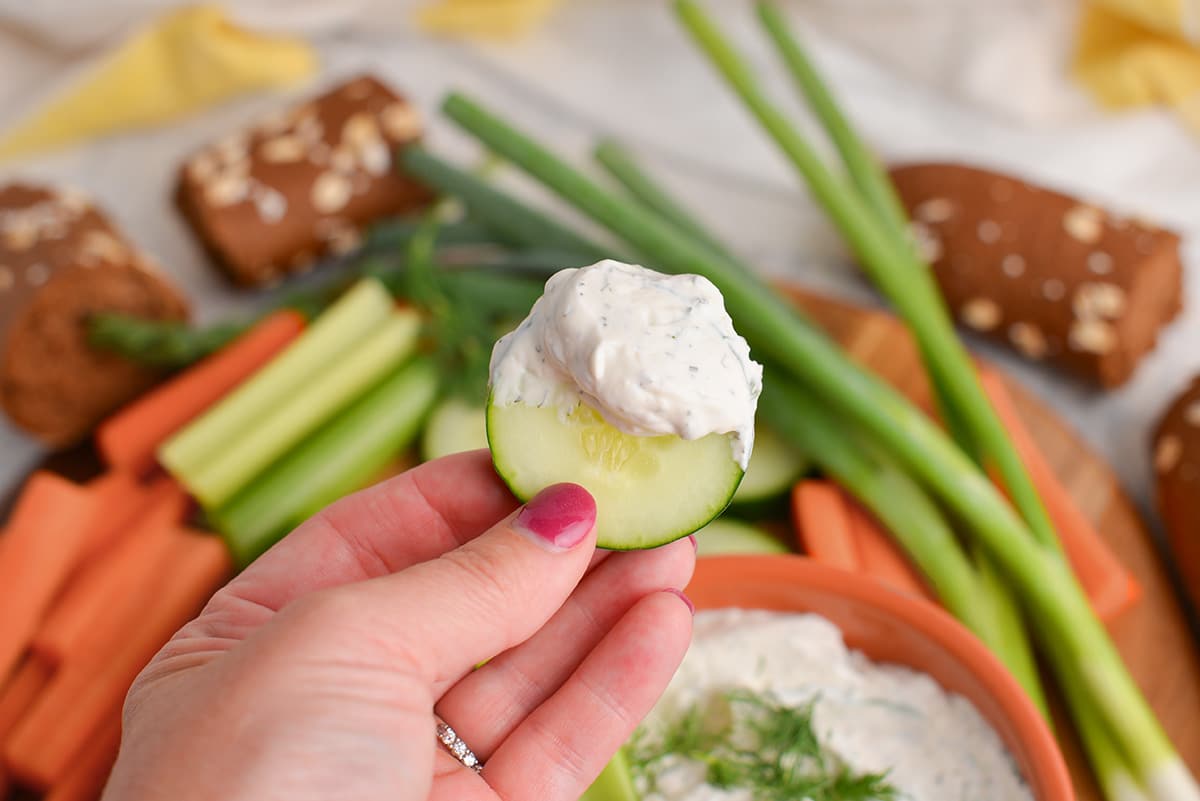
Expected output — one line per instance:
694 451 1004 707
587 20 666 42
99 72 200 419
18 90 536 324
687 555 1073 801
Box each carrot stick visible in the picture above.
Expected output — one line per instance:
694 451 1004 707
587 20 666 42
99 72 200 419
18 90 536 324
5 531 231 789
78 473 185 558
791 480 857 570
977 367 1140 620
0 473 96 685
96 310 306 477
34 486 189 666
0 656 52 742
841 492 934 600
43 717 120 801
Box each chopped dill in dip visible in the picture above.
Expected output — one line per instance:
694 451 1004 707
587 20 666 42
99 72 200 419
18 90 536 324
635 609 1035 801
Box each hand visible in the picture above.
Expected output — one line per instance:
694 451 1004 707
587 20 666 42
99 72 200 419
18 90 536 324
102 451 695 801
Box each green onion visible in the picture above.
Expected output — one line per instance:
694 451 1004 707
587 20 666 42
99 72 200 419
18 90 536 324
750 0 1048 727
679 0 1061 557
676 3 1198 797
402 147 613 262
364 217 499 252
759 376 1047 714
753 3 910 241
159 279 394 483
435 90 1194 800
1045 628 1151 801
213 357 439 567
594 139 736 263
181 310 421 508
437 92 1014 562
592 136 1047 717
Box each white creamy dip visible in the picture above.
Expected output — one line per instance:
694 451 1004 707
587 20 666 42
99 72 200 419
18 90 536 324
488 260 762 468
640 609 1034 801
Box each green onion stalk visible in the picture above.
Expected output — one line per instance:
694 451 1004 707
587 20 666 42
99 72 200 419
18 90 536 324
746 0 1071 771
594 139 738 265
677 3 1197 798
402 147 613 262
759 376 1046 714
430 90 1197 800
661 0 1048 726
590 136 1046 715
676 0 1062 558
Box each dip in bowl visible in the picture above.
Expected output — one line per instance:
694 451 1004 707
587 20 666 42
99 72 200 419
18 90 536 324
670 555 1072 801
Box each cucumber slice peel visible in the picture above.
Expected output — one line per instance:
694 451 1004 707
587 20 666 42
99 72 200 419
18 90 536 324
487 400 744 549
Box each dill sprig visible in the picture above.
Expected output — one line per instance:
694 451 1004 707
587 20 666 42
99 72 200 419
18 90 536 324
630 690 898 801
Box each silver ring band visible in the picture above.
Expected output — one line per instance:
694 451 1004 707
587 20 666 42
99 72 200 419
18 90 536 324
436 722 484 774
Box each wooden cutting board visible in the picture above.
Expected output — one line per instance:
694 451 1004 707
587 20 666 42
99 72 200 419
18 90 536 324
788 287 1200 799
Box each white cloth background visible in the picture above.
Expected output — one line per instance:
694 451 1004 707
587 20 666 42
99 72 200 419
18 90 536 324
0 0 1196 522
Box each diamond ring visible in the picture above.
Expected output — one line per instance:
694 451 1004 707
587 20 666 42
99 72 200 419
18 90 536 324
436 721 484 774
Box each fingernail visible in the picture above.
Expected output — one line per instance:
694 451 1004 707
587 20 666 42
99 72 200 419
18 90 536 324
664 588 695 615
514 483 596 551
687 534 698 552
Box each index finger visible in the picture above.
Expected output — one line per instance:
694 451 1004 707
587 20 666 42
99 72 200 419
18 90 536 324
224 449 520 613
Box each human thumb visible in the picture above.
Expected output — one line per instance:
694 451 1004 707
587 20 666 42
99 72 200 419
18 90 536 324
343 482 598 686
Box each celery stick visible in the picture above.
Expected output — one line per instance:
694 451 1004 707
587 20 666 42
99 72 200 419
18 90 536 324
185 310 421 508
160 279 394 482
214 357 439 568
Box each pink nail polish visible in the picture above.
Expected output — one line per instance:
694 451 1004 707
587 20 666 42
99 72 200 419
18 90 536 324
514 483 596 551
687 534 698 552
664 588 695 615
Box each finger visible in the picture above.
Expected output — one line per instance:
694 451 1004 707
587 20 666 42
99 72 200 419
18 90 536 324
436 535 696 758
218 450 518 613
428 752 492 801
483 590 694 801
286 482 599 689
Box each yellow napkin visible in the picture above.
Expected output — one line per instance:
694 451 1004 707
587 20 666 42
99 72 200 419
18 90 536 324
1074 0 1200 131
0 5 316 161
415 0 561 38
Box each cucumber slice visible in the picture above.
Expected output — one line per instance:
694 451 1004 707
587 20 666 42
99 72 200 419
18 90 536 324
731 424 808 505
487 401 744 549
421 398 488 461
694 517 789 557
